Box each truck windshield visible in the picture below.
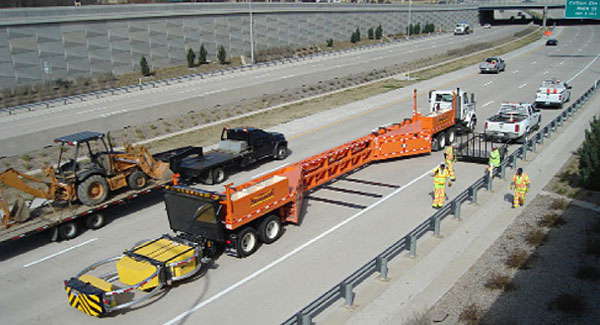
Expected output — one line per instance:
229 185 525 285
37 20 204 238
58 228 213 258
435 93 453 102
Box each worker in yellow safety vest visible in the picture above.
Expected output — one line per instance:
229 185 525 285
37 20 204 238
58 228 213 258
432 163 451 208
444 143 457 181
510 168 530 208
488 146 501 178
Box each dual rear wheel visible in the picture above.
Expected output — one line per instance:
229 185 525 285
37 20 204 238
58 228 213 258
235 215 283 258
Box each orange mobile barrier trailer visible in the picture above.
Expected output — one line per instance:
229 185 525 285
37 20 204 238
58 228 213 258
64 89 459 316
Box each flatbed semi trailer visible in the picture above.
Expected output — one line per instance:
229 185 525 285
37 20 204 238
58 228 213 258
64 89 463 316
0 180 171 244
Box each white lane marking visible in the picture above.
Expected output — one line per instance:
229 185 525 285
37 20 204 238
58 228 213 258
567 48 600 83
579 48 583 52
518 83 527 89
483 81 493 87
163 168 433 325
559 61 564 65
530 61 536 65
482 101 494 107
543 71 549 75
251 163 289 180
512 69 519 74
23 238 98 268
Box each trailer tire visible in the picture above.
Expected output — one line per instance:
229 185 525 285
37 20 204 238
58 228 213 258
127 170 147 190
59 222 79 240
274 145 288 160
212 167 226 184
78 175 109 206
258 215 282 244
85 213 105 230
236 227 259 257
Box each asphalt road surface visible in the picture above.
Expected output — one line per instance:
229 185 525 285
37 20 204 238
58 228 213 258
0 24 526 156
1 24 599 325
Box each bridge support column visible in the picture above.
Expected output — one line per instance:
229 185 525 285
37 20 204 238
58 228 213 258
543 6 547 27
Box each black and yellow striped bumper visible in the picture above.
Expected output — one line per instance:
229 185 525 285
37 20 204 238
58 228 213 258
65 278 107 317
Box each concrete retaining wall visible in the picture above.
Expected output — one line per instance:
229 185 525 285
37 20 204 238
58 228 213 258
0 4 478 89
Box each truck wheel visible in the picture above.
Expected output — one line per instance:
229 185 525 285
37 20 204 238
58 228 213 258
258 215 283 244
432 132 446 151
85 213 105 230
212 167 226 184
78 175 109 206
517 132 528 144
236 227 259 257
274 145 288 160
59 222 79 240
446 128 456 144
127 170 147 190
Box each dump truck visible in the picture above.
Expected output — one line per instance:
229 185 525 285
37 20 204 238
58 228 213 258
64 89 470 316
159 127 287 185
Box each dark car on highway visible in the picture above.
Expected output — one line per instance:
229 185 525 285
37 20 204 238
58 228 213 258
546 38 558 46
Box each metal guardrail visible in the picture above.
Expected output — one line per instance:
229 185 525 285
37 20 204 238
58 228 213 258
282 79 599 325
0 33 438 116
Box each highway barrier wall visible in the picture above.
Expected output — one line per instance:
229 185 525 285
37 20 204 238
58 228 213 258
281 79 600 325
0 3 478 89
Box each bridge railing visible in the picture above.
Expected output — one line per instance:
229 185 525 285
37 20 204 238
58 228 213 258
282 78 599 325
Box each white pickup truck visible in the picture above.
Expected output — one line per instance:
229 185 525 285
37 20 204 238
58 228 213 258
454 23 472 35
484 103 541 143
534 79 571 108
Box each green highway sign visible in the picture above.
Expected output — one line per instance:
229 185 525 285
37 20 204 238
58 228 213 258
565 0 600 19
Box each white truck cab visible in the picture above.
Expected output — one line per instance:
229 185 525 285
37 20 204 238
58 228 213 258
454 23 471 35
428 89 477 133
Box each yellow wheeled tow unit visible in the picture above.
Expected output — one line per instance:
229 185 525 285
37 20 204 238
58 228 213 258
64 235 203 316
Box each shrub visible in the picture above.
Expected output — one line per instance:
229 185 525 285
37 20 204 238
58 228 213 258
538 213 566 228
199 44 208 64
548 293 586 315
21 154 31 162
414 23 421 35
217 45 227 65
578 117 600 190
355 27 360 41
186 48 196 68
506 250 528 269
327 38 333 47
484 273 513 291
368 27 374 40
550 198 568 210
375 24 383 39
351 31 358 43
526 228 546 246
140 55 151 76
458 303 482 325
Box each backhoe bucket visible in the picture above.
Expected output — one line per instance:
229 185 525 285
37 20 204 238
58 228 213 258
148 161 172 181
10 198 31 223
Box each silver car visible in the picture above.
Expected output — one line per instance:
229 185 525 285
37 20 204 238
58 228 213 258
479 57 506 74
